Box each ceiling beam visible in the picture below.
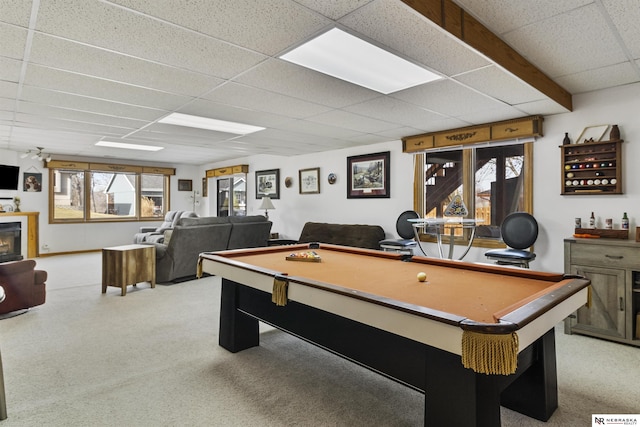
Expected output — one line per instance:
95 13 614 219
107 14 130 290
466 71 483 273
401 0 573 111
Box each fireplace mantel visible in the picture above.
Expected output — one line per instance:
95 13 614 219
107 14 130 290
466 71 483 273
0 212 39 258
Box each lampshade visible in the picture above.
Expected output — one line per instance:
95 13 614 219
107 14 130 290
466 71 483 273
259 196 275 210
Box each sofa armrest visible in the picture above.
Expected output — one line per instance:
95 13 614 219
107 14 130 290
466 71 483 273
139 226 158 233
34 269 47 285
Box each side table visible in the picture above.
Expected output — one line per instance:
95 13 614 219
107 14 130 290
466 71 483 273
102 244 156 296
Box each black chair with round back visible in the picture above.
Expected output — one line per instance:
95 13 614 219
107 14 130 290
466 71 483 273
484 212 538 268
379 210 420 254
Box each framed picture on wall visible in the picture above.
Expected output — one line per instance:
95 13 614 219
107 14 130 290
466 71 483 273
23 172 42 192
299 167 320 194
202 177 208 197
347 151 390 198
255 169 280 199
178 179 192 191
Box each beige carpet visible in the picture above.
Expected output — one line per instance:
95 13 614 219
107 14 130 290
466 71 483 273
0 253 637 426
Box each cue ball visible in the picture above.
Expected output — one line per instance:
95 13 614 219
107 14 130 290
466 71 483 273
417 272 427 282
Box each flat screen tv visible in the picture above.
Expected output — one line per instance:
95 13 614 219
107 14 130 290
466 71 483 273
0 164 20 190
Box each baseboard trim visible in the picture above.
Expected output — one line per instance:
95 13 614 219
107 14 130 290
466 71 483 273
39 249 102 258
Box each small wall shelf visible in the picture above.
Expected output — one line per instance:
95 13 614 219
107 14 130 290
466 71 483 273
561 139 623 195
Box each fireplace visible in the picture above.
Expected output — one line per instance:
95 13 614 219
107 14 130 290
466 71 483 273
0 222 23 263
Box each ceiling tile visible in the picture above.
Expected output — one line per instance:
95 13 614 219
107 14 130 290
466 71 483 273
19 86 168 121
235 58 380 108
0 1 33 27
35 0 267 78
513 98 569 116
109 0 332 55
457 0 593 35
454 104 528 125
344 96 450 130
340 0 490 76
202 82 332 119
0 23 28 60
28 33 225 97
503 4 627 78
176 98 291 129
556 62 639 94
390 80 507 119
23 64 193 110
0 81 19 99
294 0 374 20
17 101 149 129
0 57 22 83
601 0 640 58
454 65 548 105
272 118 362 139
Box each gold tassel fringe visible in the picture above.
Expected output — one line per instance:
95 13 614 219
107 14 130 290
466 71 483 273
196 257 203 279
272 277 289 306
461 330 519 375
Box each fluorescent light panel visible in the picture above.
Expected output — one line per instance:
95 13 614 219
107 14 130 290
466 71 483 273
96 141 164 151
158 113 265 135
280 28 441 94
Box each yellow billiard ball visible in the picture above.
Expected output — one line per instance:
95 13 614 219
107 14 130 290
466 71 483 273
417 272 427 282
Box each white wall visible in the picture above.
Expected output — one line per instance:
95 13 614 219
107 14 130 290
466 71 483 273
201 142 414 242
4 82 639 270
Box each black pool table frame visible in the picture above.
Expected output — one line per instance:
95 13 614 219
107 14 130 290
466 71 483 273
220 278 559 427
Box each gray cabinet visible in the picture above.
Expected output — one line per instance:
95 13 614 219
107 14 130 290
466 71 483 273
564 238 640 346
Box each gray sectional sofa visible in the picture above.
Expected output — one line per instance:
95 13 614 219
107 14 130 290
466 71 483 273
148 215 272 283
133 210 198 244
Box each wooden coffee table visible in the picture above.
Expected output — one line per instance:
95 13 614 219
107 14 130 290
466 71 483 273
102 244 156 296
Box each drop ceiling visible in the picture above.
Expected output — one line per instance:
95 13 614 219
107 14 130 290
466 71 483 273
1 0 639 165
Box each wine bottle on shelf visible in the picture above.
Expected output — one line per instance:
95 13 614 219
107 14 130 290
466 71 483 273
622 212 629 230
589 212 596 229
563 133 570 145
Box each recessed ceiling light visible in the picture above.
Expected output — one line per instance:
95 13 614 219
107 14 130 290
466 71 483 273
158 112 265 135
96 141 164 151
280 28 441 94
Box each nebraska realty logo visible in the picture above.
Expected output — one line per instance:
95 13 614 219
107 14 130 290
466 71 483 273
593 414 639 425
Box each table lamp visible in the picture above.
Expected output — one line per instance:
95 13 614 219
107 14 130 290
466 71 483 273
259 196 275 220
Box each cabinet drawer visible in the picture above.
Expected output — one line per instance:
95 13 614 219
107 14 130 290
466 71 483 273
569 243 639 269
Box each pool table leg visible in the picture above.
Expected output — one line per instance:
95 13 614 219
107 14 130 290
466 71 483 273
424 345 503 427
219 279 260 353
501 328 558 421
423 328 558 427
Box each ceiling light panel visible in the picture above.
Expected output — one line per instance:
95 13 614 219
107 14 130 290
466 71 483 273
96 141 164 151
280 28 441 94
158 112 265 135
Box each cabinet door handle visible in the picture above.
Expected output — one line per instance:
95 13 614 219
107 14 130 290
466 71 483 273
605 254 623 260
619 297 624 311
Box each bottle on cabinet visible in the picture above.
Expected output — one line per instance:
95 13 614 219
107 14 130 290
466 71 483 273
622 212 629 229
589 212 596 228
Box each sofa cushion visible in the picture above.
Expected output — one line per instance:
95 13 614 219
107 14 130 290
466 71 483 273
227 221 272 250
298 222 385 250
177 216 229 227
228 215 268 223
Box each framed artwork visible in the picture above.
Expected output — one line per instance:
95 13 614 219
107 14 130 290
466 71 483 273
299 167 320 194
255 169 280 199
576 125 608 144
178 179 192 191
347 151 390 199
202 177 208 197
23 172 42 192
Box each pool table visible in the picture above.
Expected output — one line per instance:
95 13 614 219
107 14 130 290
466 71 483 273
198 243 590 427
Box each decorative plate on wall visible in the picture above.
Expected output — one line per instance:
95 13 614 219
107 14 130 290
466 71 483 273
327 173 336 184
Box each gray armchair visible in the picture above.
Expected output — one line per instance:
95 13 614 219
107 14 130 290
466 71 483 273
133 211 197 244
